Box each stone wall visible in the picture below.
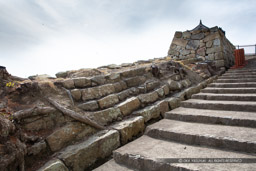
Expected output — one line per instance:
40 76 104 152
168 26 235 68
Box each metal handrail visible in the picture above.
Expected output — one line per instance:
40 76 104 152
235 44 256 55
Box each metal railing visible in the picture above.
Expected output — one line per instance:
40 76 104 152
236 44 256 55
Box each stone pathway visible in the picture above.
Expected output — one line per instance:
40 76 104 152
94 64 256 170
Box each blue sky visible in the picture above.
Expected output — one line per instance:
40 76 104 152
1 0 256 77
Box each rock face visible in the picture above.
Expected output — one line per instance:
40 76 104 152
167 21 235 68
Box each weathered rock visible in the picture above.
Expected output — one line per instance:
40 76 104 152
156 87 165 97
124 76 146 87
180 79 192 88
206 53 215 61
155 100 169 117
203 32 219 42
133 105 160 122
184 86 201 99
168 49 180 56
58 130 120 171
77 101 99 111
27 141 46 156
213 38 221 46
105 73 121 83
63 79 75 89
90 75 106 85
196 47 206 56
145 80 160 92
46 122 96 152
121 63 133 67
98 94 119 109
138 91 159 105
214 60 225 68
56 71 68 78
180 49 190 55
107 64 121 69
206 46 221 54
71 89 82 101
93 107 122 125
206 40 213 48
117 97 141 116
172 37 188 47
174 31 182 38
162 84 170 95
112 116 145 144
0 115 15 138
117 90 130 101
199 42 205 48
215 52 224 60
120 67 146 78
113 81 126 92
38 159 69 171
186 40 200 50
73 77 91 88
81 84 115 101
182 31 191 39
191 33 204 40
167 97 181 109
167 79 182 91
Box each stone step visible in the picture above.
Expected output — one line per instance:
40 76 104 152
216 79 256 83
181 99 256 112
145 119 256 153
165 107 256 128
224 72 256 76
227 69 256 72
93 159 133 171
208 83 256 88
192 93 256 101
220 75 256 79
201 87 256 94
113 135 256 171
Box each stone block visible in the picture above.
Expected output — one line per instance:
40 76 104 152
167 97 181 110
206 46 222 54
112 116 145 145
180 79 192 88
206 53 215 61
199 42 205 48
214 60 225 68
196 47 206 56
186 40 200 50
90 75 106 85
156 87 165 97
46 122 96 152
155 100 169 117
93 107 122 125
71 89 81 101
120 67 146 78
206 40 213 48
213 38 221 46
172 37 188 47
215 52 224 60
63 79 75 89
191 33 204 40
73 77 91 88
133 105 160 122
124 76 146 87
168 49 180 56
182 31 191 39
174 31 182 38
58 130 120 171
117 90 130 101
167 79 182 91
162 84 170 95
180 49 191 55
145 80 160 92
98 94 119 109
81 84 115 101
185 86 201 99
38 159 69 171
138 91 159 105
105 73 121 83
117 97 141 116
77 101 99 111
203 32 220 42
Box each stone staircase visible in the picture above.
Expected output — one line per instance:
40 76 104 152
94 67 256 170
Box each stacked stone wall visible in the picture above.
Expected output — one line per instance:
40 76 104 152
168 26 235 68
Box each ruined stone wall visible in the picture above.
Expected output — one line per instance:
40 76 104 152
168 26 235 68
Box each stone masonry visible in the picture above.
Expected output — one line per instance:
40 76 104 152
168 20 235 68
